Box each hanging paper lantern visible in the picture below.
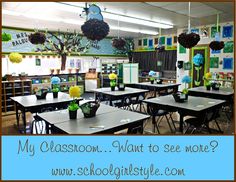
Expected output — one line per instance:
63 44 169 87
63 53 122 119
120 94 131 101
178 33 200 48
112 38 126 50
209 32 224 50
9 52 23 63
28 32 46 44
81 19 110 41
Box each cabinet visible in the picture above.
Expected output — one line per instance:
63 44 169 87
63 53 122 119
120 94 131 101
2 80 32 115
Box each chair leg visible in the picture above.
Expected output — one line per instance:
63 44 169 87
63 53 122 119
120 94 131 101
165 115 174 133
214 119 223 133
169 113 177 131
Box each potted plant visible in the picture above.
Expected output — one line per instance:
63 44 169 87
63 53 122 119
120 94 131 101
35 88 48 100
181 75 191 100
149 70 156 84
51 76 61 98
203 72 212 90
108 73 117 91
68 86 81 119
50 68 54 75
80 100 100 118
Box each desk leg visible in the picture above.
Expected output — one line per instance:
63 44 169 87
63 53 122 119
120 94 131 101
15 103 20 129
179 112 184 133
21 108 27 134
109 96 113 106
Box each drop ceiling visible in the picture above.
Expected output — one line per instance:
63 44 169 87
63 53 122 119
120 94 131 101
2 2 234 38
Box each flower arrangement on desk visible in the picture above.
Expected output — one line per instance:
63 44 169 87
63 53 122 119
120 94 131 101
149 70 156 84
35 88 49 100
108 73 117 91
193 53 204 86
68 86 81 119
203 72 212 90
181 75 191 95
51 76 61 98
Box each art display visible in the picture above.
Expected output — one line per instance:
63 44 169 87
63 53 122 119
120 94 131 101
159 36 165 45
222 25 233 38
154 38 158 45
211 49 221 54
223 57 233 69
184 62 192 70
191 28 199 34
211 26 221 38
223 41 234 53
138 39 142 46
148 39 153 47
210 57 219 68
200 27 209 38
166 37 172 46
35 58 41 66
179 44 186 54
143 39 147 46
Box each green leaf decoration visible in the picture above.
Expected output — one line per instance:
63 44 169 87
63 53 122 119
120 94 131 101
194 81 201 86
2 32 12 42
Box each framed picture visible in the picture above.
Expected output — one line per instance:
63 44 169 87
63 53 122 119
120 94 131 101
191 28 199 34
148 39 153 47
184 62 192 70
173 36 177 43
223 41 234 53
159 36 165 45
211 26 221 38
35 58 41 66
143 39 147 46
210 57 219 68
179 44 186 54
154 38 158 45
166 37 172 46
200 27 209 38
223 58 233 69
222 25 233 38
211 49 221 54
138 39 142 46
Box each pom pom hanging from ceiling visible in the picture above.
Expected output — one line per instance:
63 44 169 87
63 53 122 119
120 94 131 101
28 32 46 44
177 2 200 49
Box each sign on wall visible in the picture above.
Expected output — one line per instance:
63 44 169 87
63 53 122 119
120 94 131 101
2 28 121 55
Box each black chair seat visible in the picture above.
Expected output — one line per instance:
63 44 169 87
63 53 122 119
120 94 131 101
185 117 203 127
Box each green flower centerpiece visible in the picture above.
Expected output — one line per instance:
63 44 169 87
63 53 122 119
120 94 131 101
68 86 81 119
149 70 156 84
80 100 100 118
181 75 191 100
109 73 117 91
203 72 212 90
51 76 61 98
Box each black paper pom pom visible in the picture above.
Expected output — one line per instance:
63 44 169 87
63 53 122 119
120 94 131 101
178 33 200 48
209 41 224 50
81 19 110 41
28 32 46 44
112 38 126 50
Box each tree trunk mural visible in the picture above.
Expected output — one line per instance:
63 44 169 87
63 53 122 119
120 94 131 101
35 31 91 71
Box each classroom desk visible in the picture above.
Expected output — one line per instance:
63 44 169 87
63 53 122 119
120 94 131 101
37 104 150 134
143 95 225 133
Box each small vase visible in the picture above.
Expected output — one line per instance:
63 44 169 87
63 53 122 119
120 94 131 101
111 86 115 91
185 94 188 100
69 110 77 119
68 68 72 74
206 85 211 90
150 80 154 84
50 69 54 75
56 69 60 75
53 92 58 98
75 68 80 74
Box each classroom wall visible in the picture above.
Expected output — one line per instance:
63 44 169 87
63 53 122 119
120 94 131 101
1 55 128 76
176 21 234 90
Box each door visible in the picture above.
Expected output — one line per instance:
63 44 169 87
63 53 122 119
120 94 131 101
190 46 209 87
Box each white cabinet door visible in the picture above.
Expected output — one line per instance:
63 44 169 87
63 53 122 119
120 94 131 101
123 63 139 84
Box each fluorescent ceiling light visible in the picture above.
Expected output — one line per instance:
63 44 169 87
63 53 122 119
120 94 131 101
103 13 173 29
2 9 158 35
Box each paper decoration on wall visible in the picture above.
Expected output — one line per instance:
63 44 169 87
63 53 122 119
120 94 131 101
173 36 177 43
159 37 165 45
166 37 172 46
35 58 41 66
211 26 221 38
210 57 219 68
179 44 186 54
70 59 75 67
211 49 221 54
148 39 153 47
143 39 147 46
200 27 209 38
223 41 234 53
184 62 192 70
222 25 233 38
154 38 158 45
223 58 233 69
138 40 142 46
191 28 199 34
